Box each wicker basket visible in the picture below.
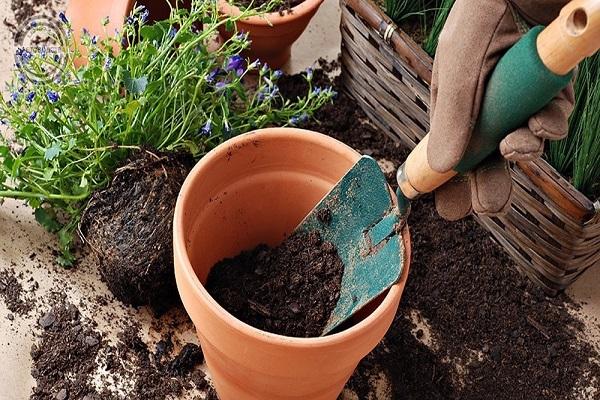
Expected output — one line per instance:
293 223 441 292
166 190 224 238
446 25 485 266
340 0 600 295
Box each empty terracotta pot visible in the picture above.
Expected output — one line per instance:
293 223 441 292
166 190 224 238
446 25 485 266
174 127 411 400
218 0 325 68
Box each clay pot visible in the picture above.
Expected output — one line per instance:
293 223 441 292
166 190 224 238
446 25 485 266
174 127 411 400
66 0 188 66
218 0 325 68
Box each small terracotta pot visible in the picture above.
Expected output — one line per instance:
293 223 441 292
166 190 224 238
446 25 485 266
174 128 411 400
217 0 325 68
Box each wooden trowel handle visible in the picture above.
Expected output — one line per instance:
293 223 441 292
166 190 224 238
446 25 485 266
397 0 600 201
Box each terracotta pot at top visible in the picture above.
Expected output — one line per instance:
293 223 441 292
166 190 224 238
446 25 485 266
66 0 189 66
174 128 411 400
218 0 325 68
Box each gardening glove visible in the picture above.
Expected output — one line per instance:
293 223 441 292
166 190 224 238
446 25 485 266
428 0 575 221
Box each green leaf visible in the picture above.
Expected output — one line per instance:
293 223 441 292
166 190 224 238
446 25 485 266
125 100 141 117
43 167 55 180
79 175 88 188
140 25 161 41
123 70 148 95
224 20 234 32
44 143 61 161
34 208 62 233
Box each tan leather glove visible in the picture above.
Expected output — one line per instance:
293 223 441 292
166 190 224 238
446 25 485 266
428 0 575 221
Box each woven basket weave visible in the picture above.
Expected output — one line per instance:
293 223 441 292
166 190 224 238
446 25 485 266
340 0 600 295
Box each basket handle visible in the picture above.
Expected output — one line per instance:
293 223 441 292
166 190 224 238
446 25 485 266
397 0 600 203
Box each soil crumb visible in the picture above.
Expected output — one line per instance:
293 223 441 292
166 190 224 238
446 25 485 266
80 150 193 312
206 230 344 337
278 63 600 400
0 268 33 315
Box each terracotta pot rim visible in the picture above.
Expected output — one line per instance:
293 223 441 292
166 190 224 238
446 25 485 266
174 127 410 347
217 0 325 26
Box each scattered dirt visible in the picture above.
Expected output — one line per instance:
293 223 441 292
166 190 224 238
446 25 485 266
80 150 193 312
0 267 33 315
30 300 102 399
206 230 344 337
29 297 208 400
278 65 600 399
234 0 304 14
5 0 57 35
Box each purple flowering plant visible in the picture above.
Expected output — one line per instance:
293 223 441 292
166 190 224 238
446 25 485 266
0 0 333 265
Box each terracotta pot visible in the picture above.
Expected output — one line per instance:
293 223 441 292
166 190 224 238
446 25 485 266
218 0 325 68
65 0 188 66
174 127 411 400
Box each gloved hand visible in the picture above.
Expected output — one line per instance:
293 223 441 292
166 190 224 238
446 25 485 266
428 0 575 221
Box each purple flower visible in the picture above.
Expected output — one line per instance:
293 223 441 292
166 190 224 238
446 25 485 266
82 28 89 37
299 113 309 123
59 12 69 24
53 54 61 63
201 120 212 136
306 67 313 81
126 16 135 25
39 46 47 58
26 92 35 103
225 55 245 76
30 20 37 28
235 32 248 42
260 63 269 75
18 73 26 83
289 116 300 125
46 90 60 103
0 119 8 126
16 48 33 65
168 27 178 39
206 68 221 84
10 92 19 102
215 82 228 91
312 87 321 96
92 35 98 45
29 111 37 122
90 51 98 60
103 56 112 70
140 7 149 23
272 70 283 80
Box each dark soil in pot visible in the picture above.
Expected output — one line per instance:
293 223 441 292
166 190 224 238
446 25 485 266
206 229 344 338
80 149 193 313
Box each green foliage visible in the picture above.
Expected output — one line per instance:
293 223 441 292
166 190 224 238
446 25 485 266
384 0 437 23
422 0 454 56
0 0 336 265
547 54 600 199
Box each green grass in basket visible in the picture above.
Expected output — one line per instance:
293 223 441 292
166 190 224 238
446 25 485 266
547 54 600 200
422 0 454 56
384 0 439 27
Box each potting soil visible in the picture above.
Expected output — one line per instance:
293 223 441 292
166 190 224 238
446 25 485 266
206 230 345 337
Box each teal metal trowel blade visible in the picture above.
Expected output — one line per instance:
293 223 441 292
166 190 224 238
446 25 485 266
294 156 405 335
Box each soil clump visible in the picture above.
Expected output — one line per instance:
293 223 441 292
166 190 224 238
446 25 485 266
206 230 344 337
80 150 193 312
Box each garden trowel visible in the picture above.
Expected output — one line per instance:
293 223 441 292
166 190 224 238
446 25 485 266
299 0 600 336
294 155 405 335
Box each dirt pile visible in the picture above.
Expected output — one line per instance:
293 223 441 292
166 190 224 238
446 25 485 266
29 297 207 400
